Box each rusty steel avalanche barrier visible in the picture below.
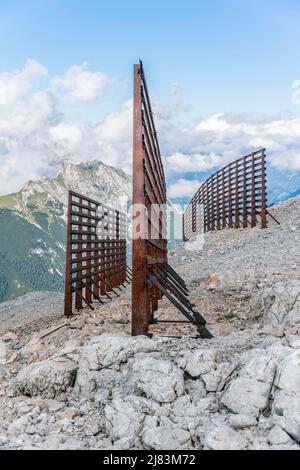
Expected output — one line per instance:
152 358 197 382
183 149 279 241
64 190 130 317
132 61 212 339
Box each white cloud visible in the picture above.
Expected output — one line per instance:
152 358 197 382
0 91 54 138
51 63 108 104
1 60 300 199
0 60 112 195
0 60 52 140
49 123 83 146
0 147 51 196
292 80 300 105
168 178 203 198
0 61 56 195
0 59 47 106
94 99 133 174
163 113 300 179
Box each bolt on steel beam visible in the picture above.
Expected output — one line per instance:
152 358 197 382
183 149 270 240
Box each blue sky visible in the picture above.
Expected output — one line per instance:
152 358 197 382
1 0 300 118
0 0 300 198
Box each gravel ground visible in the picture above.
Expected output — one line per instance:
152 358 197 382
2 196 300 339
0 198 300 450
0 292 64 337
171 196 300 288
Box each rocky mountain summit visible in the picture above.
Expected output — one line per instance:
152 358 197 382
0 196 300 450
0 160 132 302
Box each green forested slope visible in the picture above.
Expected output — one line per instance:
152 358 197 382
0 208 65 302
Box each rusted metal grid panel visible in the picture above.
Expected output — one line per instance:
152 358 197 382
183 149 267 240
132 62 167 336
64 191 128 316
132 62 212 339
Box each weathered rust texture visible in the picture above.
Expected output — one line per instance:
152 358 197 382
183 149 268 240
64 191 128 317
132 61 211 339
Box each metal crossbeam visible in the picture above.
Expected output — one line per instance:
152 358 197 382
64 191 128 316
183 149 270 240
165 263 188 289
266 209 280 226
148 273 213 339
132 61 211 340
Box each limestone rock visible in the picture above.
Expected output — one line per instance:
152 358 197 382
206 274 223 290
221 356 276 417
261 324 285 337
228 414 258 429
268 425 294 446
21 334 43 358
241 355 277 384
45 399 65 413
252 281 300 327
284 310 300 327
143 426 191 450
75 335 156 400
0 341 6 365
275 350 300 394
111 436 135 450
51 339 83 363
169 395 218 433
0 332 17 342
171 396 199 418
202 362 236 392
204 424 249 450
272 350 300 443
105 396 158 444
185 379 207 401
178 349 217 378
81 335 155 370
270 444 300 450
69 318 85 330
12 360 77 398
286 336 300 349
130 357 184 403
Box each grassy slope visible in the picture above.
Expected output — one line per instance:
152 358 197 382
0 207 66 302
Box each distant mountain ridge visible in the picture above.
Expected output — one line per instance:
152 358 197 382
1 155 299 303
0 160 132 302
